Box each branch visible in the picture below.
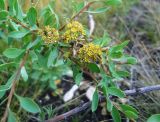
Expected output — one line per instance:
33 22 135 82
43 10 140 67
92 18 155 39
9 17 31 30
59 1 96 31
125 85 160 95
45 85 160 122
1 50 29 122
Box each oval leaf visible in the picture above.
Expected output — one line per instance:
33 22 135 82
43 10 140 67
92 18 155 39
8 31 29 39
87 63 100 73
108 87 125 98
109 40 129 54
116 71 130 77
0 62 16 70
0 0 5 10
106 0 122 6
147 114 160 122
126 57 137 64
91 89 99 112
47 47 58 68
124 110 138 119
75 73 83 86
0 10 8 20
111 106 121 122
8 109 17 122
3 48 25 58
21 66 28 82
27 7 37 26
0 73 16 92
16 95 41 113
0 91 5 99
106 98 113 112
120 104 138 115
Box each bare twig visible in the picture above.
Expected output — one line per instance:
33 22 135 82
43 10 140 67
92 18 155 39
124 85 160 95
1 50 29 122
45 85 160 122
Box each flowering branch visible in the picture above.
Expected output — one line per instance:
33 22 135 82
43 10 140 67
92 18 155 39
45 85 160 122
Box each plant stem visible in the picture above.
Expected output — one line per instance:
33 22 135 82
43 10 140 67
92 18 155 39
9 16 30 30
1 50 29 122
59 1 96 31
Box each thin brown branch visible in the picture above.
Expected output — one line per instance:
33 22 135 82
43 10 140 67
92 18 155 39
9 17 31 30
1 50 29 122
45 85 160 122
71 1 96 21
59 1 96 31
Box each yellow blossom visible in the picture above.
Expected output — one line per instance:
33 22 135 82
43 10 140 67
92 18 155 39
78 43 102 63
38 26 59 44
62 21 85 43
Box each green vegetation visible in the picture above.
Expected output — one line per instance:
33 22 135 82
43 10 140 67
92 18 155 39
0 0 160 122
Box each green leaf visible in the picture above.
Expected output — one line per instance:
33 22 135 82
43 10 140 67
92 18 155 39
111 106 121 122
147 114 160 122
106 0 122 6
74 2 84 12
0 73 16 92
126 57 137 64
0 62 16 70
120 104 138 115
124 110 138 119
8 0 24 20
29 50 38 62
114 56 137 65
8 109 17 122
42 5 60 28
0 10 8 21
3 48 25 58
106 98 113 112
0 0 5 10
92 89 99 112
108 87 125 98
72 65 80 79
27 7 37 26
49 79 57 89
116 71 130 77
85 7 110 14
75 73 83 85
27 36 41 49
48 4 60 29
99 74 111 89
110 51 123 58
8 30 29 39
47 47 58 67
43 13 53 26
109 41 129 54
93 33 111 47
21 66 28 82
16 95 41 113
0 91 5 99
108 62 120 78
87 63 100 73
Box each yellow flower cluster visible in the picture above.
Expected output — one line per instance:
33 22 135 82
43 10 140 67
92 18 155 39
38 26 59 44
78 43 102 63
62 21 85 43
